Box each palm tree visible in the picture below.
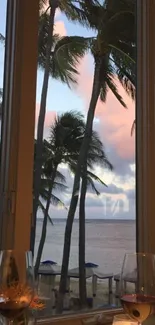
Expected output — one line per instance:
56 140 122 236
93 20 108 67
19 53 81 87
35 170 67 276
68 142 113 307
33 0 104 245
58 0 135 312
38 170 67 226
34 111 86 274
34 111 112 277
79 146 113 307
31 4 92 254
34 138 67 273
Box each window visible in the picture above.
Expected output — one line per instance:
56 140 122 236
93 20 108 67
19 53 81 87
0 0 154 324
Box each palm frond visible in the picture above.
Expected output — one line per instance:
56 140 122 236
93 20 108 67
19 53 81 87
55 170 66 183
59 0 102 28
49 194 67 210
86 171 108 196
110 45 135 100
52 36 89 85
100 82 108 102
87 177 100 196
38 14 89 86
87 170 108 187
109 43 135 64
38 200 53 225
131 119 135 136
52 181 68 191
117 72 135 100
106 76 127 108
40 188 67 209
49 110 85 164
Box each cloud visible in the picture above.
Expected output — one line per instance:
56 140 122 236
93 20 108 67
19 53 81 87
126 188 135 200
98 183 125 195
41 4 60 17
40 4 66 36
78 55 135 157
77 55 135 179
54 21 66 36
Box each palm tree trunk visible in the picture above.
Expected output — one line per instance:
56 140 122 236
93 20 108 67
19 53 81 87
79 171 87 307
57 59 102 313
30 2 57 256
34 164 58 278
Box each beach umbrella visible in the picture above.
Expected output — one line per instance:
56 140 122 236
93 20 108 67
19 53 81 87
39 260 61 275
38 260 61 297
41 260 57 265
85 262 98 268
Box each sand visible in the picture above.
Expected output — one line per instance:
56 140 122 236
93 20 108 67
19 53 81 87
36 276 118 318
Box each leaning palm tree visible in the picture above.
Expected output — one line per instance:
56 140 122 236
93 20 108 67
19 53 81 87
57 0 135 311
34 139 67 272
35 173 68 275
38 169 67 225
35 110 86 274
35 111 112 277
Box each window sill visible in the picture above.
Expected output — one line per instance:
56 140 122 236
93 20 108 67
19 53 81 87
37 308 123 325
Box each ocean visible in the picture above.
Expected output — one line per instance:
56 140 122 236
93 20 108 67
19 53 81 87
34 219 135 275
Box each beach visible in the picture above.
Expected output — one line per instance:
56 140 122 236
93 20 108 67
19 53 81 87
35 219 135 315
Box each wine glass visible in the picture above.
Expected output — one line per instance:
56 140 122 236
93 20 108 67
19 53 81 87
0 250 34 322
120 253 155 324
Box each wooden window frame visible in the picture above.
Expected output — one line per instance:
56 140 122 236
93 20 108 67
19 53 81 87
0 0 38 250
0 0 155 323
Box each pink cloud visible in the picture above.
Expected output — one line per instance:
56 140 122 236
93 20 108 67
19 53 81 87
77 56 135 161
54 21 66 36
41 5 60 17
40 5 66 37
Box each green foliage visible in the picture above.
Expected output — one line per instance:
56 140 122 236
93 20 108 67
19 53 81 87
34 140 67 222
38 13 89 86
40 111 113 202
85 0 136 103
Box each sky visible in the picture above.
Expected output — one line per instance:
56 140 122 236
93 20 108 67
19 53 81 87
0 1 135 220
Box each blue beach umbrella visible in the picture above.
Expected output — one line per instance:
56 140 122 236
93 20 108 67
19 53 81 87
85 262 98 268
41 260 57 265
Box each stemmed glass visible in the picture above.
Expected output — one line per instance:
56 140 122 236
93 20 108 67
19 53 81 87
0 250 34 323
120 253 155 324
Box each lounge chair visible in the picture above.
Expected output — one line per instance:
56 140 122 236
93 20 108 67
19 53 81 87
68 266 113 303
114 271 137 299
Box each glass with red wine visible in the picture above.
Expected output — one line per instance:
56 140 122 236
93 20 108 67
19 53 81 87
0 250 34 323
120 253 155 324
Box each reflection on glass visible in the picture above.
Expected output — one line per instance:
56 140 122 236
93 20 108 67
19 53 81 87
112 314 138 325
120 253 155 324
0 251 34 321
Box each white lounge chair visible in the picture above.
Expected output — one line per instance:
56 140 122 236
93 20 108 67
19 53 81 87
68 266 113 302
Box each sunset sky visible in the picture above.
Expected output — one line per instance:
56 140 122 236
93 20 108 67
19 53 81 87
0 2 135 220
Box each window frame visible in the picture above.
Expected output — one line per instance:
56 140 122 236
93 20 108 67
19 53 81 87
0 0 38 250
0 0 154 323
136 0 155 254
